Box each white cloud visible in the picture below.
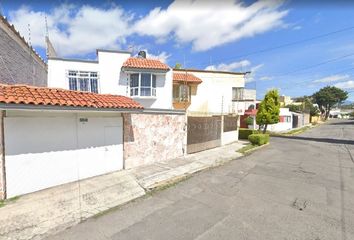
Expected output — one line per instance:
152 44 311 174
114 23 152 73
133 0 288 51
9 4 133 57
293 25 302 30
139 50 170 63
8 0 288 57
260 76 273 81
246 63 264 83
313 74 350 83
205 60 251 71
335 80 354 89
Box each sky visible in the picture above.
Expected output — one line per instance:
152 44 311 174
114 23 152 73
1 0 354 100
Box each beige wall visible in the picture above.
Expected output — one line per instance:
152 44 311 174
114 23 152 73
123 113 186 168
185 71 245 115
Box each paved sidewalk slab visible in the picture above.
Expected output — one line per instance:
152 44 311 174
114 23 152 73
0 171 145 240
130 142 246 190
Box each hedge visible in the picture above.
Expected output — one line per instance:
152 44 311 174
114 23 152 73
248 134 270 146
239 128 258 140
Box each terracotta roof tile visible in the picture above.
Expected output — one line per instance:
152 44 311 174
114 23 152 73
0 84 144 110
173 72 202 84
122 57 170 71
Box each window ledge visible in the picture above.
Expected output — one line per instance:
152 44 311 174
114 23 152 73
131 96 157 99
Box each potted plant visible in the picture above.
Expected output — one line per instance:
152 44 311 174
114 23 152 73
244 116 254 129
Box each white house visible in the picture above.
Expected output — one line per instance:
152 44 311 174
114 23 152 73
172 69 247 116
48 50 173 109
267 108 293 132
0 84 143 199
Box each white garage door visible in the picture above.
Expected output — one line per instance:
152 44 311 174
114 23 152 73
4 115 123 198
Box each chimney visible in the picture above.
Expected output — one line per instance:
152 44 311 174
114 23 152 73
138 50 146 59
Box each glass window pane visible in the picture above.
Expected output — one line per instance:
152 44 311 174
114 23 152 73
90 79 98 93
141 74 151 87
69 78 77 90
141 87 151 96
79 78 89 91
130 74 139 87
173 85 179 99
152 75 156 88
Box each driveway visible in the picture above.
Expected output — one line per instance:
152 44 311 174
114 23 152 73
48 120 354 240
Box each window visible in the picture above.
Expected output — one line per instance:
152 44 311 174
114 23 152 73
173 84 191 102
129 73 157 97
232 87 244 100
67 70 99 93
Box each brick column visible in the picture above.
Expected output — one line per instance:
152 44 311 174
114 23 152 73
0 110 6 200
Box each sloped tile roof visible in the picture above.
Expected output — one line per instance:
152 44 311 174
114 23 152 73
122 57 170 71
0 84 143 110
173 72 202 84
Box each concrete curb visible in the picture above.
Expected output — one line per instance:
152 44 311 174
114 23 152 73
242 143 270 154
137 154 241 191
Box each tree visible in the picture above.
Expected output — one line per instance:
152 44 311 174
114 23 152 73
286 96 319 117
256 89 280 133
286 104 302 113
175 63 182 69
312 86 348 120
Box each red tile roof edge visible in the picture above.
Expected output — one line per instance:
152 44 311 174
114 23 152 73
122 57 170 71
173 72 202 84
0 84 144 110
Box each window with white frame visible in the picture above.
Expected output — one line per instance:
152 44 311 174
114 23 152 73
130 73 157 97
232 87 244 101
67 70 99 93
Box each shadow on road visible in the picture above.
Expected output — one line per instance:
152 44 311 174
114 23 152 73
272 135 354 145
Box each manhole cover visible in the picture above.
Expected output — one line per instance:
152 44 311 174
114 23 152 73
292 198 308 211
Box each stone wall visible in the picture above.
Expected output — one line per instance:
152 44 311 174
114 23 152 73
0 111 5 200
0 18 47 86
123 113 186 169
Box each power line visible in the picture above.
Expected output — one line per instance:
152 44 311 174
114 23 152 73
270 52 354 78
172 25 354 69
278 67 354 91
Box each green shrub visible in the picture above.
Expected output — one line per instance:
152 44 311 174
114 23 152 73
248 134 270 146
244 116 253 126
239 128 258 139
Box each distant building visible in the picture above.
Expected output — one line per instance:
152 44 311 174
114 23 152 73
279 95 293 107
0 15 47 86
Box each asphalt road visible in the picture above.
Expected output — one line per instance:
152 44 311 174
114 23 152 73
48 120 354 240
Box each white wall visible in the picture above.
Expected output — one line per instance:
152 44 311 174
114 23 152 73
4 110 123 197
98 51 130 95
48 59 99 90
222 130 239 145
186 71 245 115
128 70 173 109
47 50 173 109
268 108 292 132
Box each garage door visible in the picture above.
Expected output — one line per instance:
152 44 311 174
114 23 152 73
4 115 123 197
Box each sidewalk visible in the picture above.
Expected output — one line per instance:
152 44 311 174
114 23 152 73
0 141 247 240
131 141 246 190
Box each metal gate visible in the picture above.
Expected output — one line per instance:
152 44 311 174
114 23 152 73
187 116 221 154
